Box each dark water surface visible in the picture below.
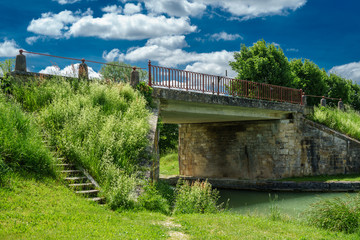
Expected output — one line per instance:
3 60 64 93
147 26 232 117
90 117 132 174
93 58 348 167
219 189 357 217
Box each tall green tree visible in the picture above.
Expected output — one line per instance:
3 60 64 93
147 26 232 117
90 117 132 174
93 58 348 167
229 40 293 87
290 59 328 97
326 73 353 105
99 62 147 83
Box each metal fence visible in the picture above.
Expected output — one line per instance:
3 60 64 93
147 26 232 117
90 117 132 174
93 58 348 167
148 61 303 105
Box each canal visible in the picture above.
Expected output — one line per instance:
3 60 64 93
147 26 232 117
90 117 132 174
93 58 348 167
219 189 357 217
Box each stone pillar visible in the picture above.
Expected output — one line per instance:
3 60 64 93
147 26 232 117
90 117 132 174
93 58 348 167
320 96 326 107
15 50 26 72
338 99 344 110
130 67 139 88
302 92 307 106
78 59 88 80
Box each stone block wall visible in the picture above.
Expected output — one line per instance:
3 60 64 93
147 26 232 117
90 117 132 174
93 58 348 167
178 115 360 180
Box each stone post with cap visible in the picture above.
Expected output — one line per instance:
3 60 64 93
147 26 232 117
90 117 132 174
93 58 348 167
320 96 326 107
15 50 26 72
130 66 139 88
338 98 344 110
78 58 88 80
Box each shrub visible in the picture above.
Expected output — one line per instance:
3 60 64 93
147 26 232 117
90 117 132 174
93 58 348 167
0 92 55 175
138 182 170 214
307 194 360 233
173 179 223 214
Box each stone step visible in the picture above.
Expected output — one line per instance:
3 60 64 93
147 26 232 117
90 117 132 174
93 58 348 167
64 176 87 181
87 197 105 203
56 163 75 167
68 183 95 188
76 189 99 195
60 170 82 174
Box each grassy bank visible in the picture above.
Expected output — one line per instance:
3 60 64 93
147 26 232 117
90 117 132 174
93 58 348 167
159 153 179 176
310 106 360 140
1 174 357 240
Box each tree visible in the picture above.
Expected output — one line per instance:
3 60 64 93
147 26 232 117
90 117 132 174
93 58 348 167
326 73 353 106
99 62 147 83
229 40 293 87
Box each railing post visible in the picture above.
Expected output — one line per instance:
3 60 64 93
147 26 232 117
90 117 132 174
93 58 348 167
186 71 188 91
320 96 326 107
78 59 88 81
130 67 139 88
302 91 307 106
338 98 344 110
15 50 26 72
217 76 220 95
148 60 152 86
168 68 171 89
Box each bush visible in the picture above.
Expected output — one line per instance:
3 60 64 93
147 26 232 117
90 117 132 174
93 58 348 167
173 179 223 214
0 92 55 175
138 182 170 214
307 194 360 233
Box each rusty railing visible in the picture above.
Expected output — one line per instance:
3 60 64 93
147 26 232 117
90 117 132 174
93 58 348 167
148 60 303 105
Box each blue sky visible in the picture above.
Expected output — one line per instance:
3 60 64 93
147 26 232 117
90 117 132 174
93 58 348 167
1 0 360 82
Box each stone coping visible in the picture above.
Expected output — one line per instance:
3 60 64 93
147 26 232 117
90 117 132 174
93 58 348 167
160 175 360 192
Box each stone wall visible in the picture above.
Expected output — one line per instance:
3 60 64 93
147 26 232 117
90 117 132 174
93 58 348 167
178 115 360 180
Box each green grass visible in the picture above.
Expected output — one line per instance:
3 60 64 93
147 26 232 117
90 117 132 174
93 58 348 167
280 174 360 182
1 173 358 240
159 153 179 175
310 106 360 140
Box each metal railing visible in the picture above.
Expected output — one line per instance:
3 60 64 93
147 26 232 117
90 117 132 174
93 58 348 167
148 61 303 105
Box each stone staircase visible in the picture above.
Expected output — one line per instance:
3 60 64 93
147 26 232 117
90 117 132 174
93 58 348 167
55 159 105 204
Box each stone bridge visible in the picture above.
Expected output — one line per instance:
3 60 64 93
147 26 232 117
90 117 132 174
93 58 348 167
151 87 360 180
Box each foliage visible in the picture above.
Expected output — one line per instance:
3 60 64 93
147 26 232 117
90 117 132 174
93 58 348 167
229 40 293 87
268 194 282 221
290 58 328 105
173 179 222 214
0 92 55 176
136 81 154 107
307 194 360 233
159 152 179 175
99 61 147 83
138 182 170 214
159 123 179 154
0 59 15 93
310 106 360 140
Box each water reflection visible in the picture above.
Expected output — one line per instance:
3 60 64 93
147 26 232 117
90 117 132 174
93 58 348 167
219 189 357 217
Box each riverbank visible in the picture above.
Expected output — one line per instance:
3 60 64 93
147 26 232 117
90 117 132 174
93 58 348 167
160 175 360 192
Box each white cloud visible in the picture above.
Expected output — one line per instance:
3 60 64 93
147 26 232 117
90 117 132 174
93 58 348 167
146 35 188 49
53 0 80 5
27 10 81 37
204 0 307 20
0 39 20 57
102 5 122 14
68 13 196 40
329 62 360 84
123 3 142 15
123 0 306 19
142 0 206 17
286 48 299 52
39 63 101 79
102 49 125 62
25 36 41 45
210 32 243 41
103 36 236 77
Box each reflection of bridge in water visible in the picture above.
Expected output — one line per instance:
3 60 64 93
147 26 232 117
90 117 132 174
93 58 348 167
148 62 360 182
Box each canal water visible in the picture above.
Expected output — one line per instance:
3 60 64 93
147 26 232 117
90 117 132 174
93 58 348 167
219 189 357 218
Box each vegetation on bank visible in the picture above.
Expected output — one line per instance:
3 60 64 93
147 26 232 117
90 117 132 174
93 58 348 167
1 174 358 240
159 152 178 175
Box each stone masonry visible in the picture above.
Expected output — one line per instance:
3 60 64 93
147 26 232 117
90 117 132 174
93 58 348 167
178 114 360 180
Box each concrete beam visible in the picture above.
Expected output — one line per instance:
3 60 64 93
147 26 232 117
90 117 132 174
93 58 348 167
152 88 304 124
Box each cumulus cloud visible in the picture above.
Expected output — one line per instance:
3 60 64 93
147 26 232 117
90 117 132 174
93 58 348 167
210 32 243 41
40 63 101 79
68 13 196 40
329 62 360 84
27 10 82 37
122 0 306 19
146 35 189 49
53 0 80 5
102 48 125 62
102 5 123 14
28 9 196 40
102 36 236 77
0 39 20 57
123 3 142 15
25 36 42 45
